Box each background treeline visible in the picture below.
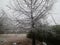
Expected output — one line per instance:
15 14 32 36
27 25 60 45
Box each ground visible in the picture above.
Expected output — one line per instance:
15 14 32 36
0 34 42 45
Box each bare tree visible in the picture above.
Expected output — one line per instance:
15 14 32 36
0 9 6 33
7 0 54 45
0 9 17 33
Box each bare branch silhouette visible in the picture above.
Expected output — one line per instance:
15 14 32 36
7 0 54 45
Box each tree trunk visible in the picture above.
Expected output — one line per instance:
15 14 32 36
31 0 36 45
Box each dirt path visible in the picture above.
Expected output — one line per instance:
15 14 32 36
0 34 28 45
0 34 42 45
0 34 26 39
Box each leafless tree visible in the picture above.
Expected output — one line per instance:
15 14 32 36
7 0 54 45
0 9 7 33
0 9 17 33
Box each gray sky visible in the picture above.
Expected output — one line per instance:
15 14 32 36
47 0 60 25
0 0 60 25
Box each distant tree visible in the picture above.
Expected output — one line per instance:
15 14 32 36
52 25 60 39
45 25 60 45
27 25 60 45
0 9 5 34
0 22 4 34
7 0 54 45
27 26 56 45
0 9 16 34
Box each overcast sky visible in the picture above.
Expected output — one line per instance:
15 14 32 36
0 0 60 25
